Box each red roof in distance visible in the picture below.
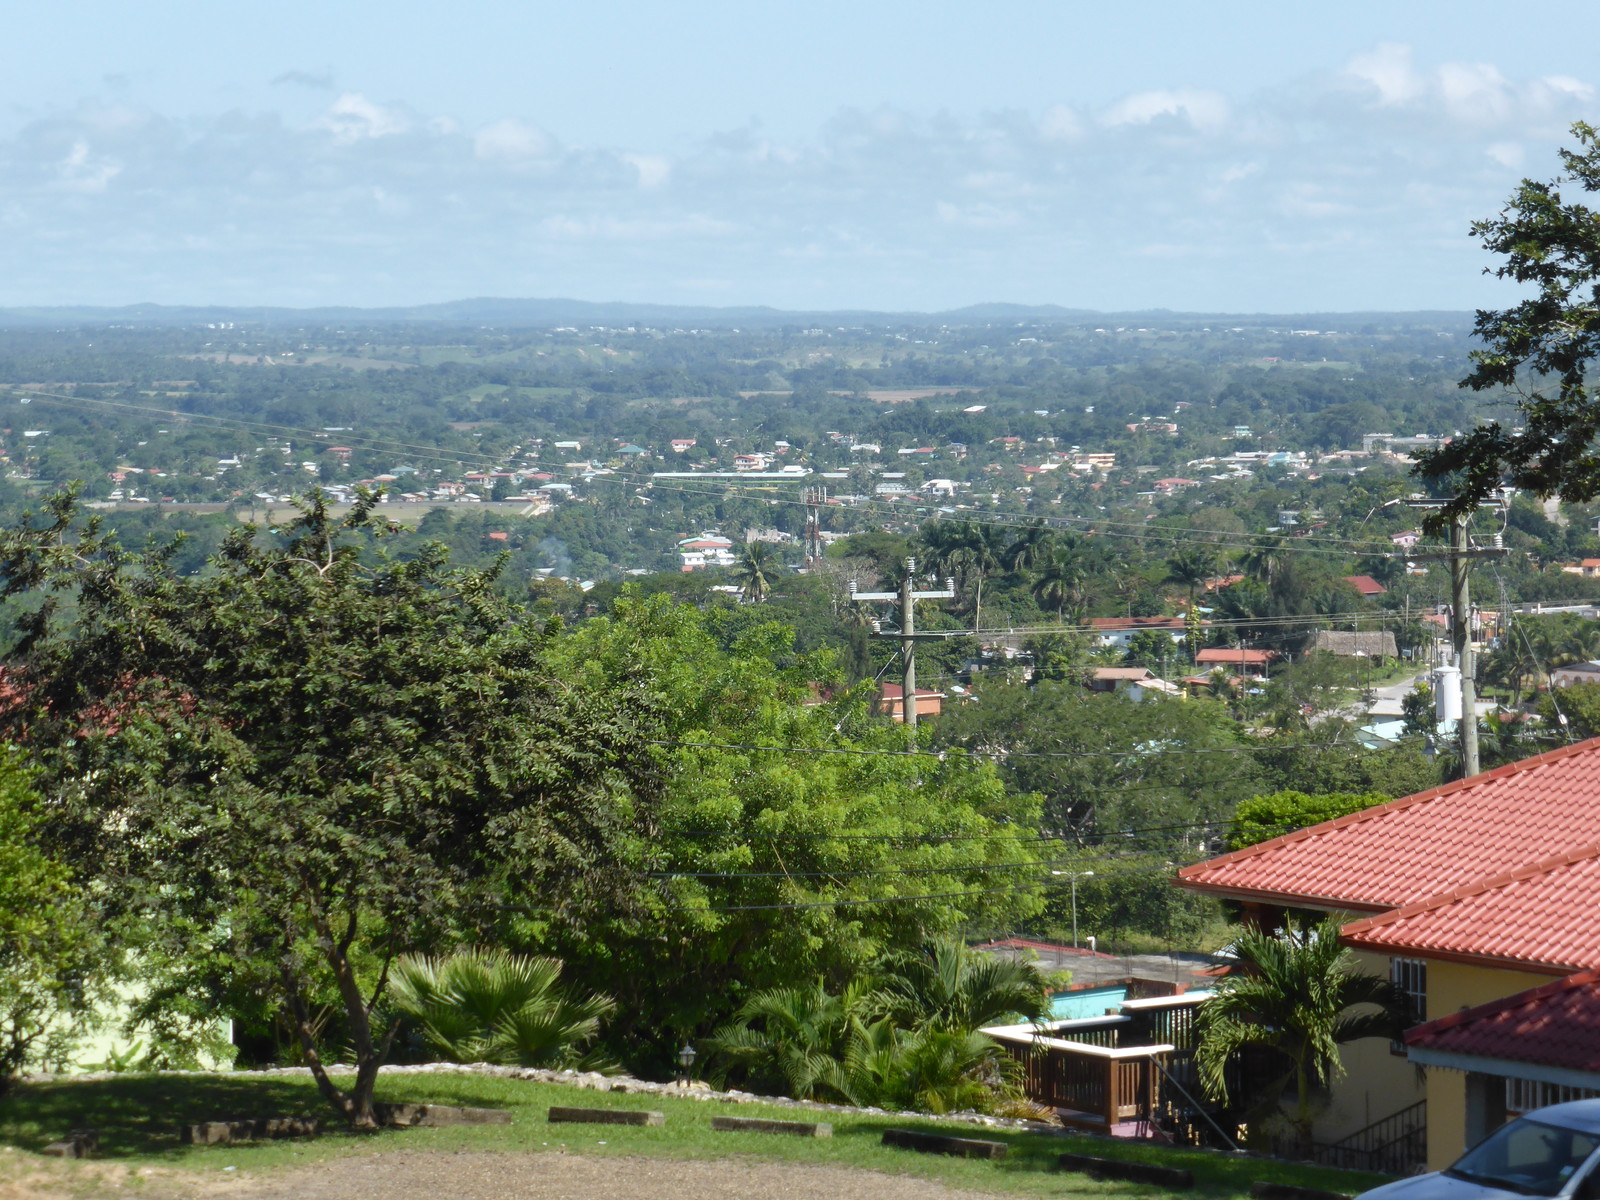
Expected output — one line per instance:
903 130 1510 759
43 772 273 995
1342 574 1388 596
1196 647 1276 665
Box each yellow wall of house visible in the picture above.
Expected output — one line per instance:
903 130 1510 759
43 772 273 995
1423 960 1556 1170
1312 948 1426 1146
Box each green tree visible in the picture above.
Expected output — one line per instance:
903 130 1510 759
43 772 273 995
539 592 1045 1076
1417 123 1600 519
1225 790 1389 851
1195 919 1405 1150
733 539 778 603
0 746 104 1092
1165 545 1219 610
0 490 660 1126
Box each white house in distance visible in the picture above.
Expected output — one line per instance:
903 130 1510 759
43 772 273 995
678 532 737 571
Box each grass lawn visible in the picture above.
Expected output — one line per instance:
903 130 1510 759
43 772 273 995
0 1071 1391 1199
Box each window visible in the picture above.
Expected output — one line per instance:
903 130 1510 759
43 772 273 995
1506 1079 1600 1118
1390 958 1427 1052
1390 957 1427 1023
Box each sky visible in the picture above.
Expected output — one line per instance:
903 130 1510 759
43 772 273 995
5 1 1600 313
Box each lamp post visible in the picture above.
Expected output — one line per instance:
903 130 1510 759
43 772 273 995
676 1042 697 1088
1051 870 1094 947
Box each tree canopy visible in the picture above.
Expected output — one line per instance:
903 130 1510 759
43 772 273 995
0 490 662 1123
1417 122 1600 518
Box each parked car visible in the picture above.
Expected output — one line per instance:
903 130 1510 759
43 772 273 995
1359 1101 1600 1200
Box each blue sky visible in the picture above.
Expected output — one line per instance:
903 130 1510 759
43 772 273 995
6 1 1600 312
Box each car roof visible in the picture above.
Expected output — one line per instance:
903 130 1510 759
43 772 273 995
1525 1099 1600 1137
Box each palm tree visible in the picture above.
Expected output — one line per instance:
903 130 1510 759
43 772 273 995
1195 919 1405 1151
1032 541 1088 621
733 540 777 603
1165 546 1220 611
1002 523 1053 577
390 949 615 1068
876 938 1048 1034
703 979 878 1101
918 520 1004 631
837 1019 1021 1115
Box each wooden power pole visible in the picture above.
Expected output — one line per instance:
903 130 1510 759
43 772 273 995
852 557 955 728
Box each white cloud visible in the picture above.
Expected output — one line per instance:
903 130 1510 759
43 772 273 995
1039 105 1083 142
317 93 411 143
1346 43 1423 106
1485 141 1525 170
1101 89 1230 134
474 118 554 162
622 153 671 189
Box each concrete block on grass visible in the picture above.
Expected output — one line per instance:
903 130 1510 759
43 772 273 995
882 1128 1008 1159
548 1106 664 1127
42 1129 97 1158
1059 1151 1194 1188
710 1115 831 1137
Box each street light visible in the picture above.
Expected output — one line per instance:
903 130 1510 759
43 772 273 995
676 1042 697 1087
1051 870 1094 948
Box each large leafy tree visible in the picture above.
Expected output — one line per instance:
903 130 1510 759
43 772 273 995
0 490 661 1126
1417 123 1600 518
538 591 1045 1073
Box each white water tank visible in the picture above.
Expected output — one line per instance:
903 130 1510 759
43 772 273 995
1433 665 1462 722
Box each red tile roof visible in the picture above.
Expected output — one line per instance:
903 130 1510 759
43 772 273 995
1176 737 1600 913
1341 843 1600 972
1196 648 1275 665
1405 968 1600 1074
1342 574 1388 596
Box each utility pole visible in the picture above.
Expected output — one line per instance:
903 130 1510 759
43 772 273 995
1451 513 1480 778
852 557 955 729
1407 502 1506 778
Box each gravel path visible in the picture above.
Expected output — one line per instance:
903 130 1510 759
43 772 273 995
151 1151 1016 1200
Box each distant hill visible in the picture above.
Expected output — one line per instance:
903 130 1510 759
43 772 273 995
0 298 1475 331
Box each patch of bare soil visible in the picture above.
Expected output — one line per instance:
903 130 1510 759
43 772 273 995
109 1151 1014 1200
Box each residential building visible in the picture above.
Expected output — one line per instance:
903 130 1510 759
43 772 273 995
1176 737 1600 1170
1193 647 1275 678
1550 661 1600 688
1087 616 1189 649
876 683 942 722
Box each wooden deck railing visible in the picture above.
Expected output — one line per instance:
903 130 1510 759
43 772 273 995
984 1023 1175 1128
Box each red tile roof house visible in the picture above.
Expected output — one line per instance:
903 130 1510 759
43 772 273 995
1194 647 1276 679
1342 574 1388 598
1175 737 1600 1170
875 683 943 722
